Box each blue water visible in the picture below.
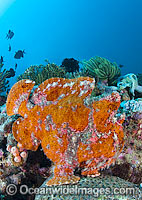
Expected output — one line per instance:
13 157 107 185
0 0 142 86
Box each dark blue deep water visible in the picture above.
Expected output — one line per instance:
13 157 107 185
0 0 142 86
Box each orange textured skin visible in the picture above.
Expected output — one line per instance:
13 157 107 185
6 77 124 186
6 79 35 116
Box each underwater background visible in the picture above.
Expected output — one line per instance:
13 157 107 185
0 0 142 87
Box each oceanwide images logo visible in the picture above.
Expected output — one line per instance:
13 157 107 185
6 184 140 197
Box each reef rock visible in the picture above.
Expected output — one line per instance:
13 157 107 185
35 175 142 200
117 73 142 98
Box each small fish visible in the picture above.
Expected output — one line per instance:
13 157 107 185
8 44 11 51
6 30 14 40
14 50 25 59
44 59 50 64
119 64 124 68
0 56 4 64
6 68 15 78
15 63 17 70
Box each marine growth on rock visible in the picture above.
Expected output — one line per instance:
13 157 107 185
80 56 121 85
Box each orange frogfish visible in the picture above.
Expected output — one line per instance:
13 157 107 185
6 77 125 186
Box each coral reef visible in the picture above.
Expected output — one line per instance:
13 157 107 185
17 62 66 85
35 175 142 200
17 59 89 87
80 56 121 85
0 64 15 106
2 55 142 199
117 73 142 98
60 58 79 73
112 99 142 184
64 68 90 80
0 64 15 95
0 108 15 143
0 108 27 193
6 77 125 186
120 98 142 113
137 73 142 86
94 96 142 187
119 88 131 101
0 106 51 198
0 96 7 106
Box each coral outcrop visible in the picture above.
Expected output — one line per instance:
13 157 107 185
137 73 142 86
112 98 142 184
0 107 51 196
60 58 79 73
35 175 142 200
17 62 66 85
80 56 121 85
0 109 25 193
6 77 124 186
0 64 15 95
117 73 142 98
